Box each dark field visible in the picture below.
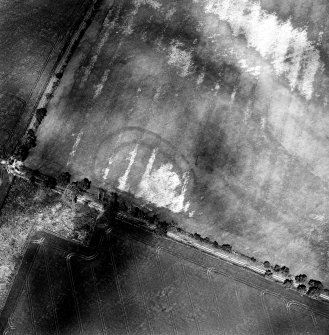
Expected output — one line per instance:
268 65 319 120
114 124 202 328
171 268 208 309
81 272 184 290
0 0 94 154
0 0 95 208
1 219 329 334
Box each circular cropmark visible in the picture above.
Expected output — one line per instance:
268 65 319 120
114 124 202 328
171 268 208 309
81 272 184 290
93 127 196 213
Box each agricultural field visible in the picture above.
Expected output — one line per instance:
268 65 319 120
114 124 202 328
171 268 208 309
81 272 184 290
1 218 329 334
0 0 95 152
3 0 329 333
25 0 329 287
0 0 97 207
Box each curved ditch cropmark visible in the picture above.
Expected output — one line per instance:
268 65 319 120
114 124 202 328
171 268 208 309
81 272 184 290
287 301 320 335
94 127 195 215
260 290 294 335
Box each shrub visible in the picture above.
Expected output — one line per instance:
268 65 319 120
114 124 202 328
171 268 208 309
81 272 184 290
307 286 322 298
169 221 176 228
263 261 271 269
133 206 143 218
23 129 36 149
144 213 154 223
283 279 293 289
74 178 91 192
40 175 57 189
280 266 290 276
32 169 42 179
35 108 47 124
213 241 219 248
273 264 281 272
158 221 169 229
264 269 272 278
108 192 119 212
80 178 91 191
118 199 128 212
97 188 107 204
295 274 307 283
194 233 202 241
308 280 323 290
297 284 307 295
155 223 167 236
222 244 232 253
250 257 256 262
57 172 71 187
13 144 29 161
24 169 36 184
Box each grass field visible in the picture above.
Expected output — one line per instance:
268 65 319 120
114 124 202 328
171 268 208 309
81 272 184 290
1 218 329 334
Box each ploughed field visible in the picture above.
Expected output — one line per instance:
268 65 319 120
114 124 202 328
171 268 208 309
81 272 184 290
1 218 329 334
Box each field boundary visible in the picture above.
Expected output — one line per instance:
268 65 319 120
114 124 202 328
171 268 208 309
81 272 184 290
3 157 329 306
167 231 329 302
